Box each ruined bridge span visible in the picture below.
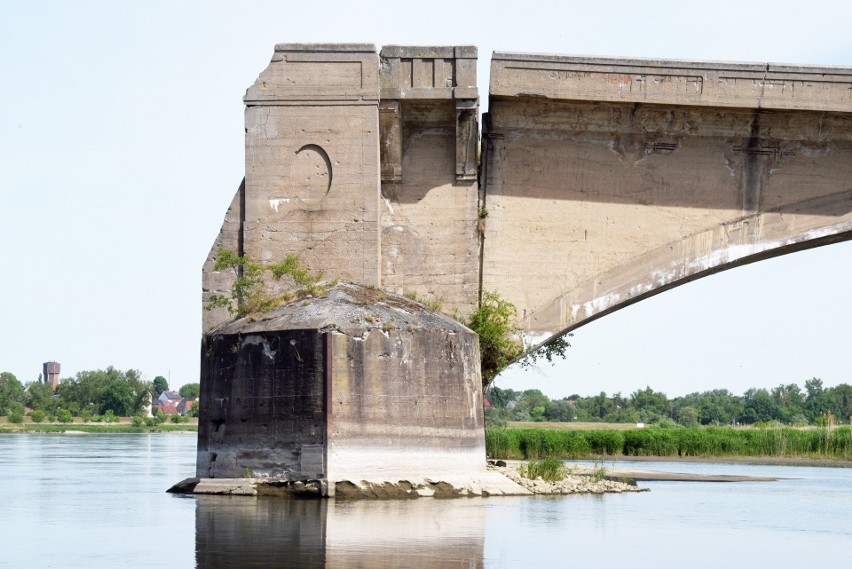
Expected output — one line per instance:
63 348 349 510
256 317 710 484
192 44 852 495
203 44 852 351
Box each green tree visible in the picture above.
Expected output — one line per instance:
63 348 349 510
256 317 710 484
605 405 640 424
466 291 523 388
0 371 25 416
519 336 571 369
771 383 805 422
836 384 852 422
511 389 552 422
58 367 150 416
25 381 58 413
152 376 169 399
179 383 200 399
544 399 576 422
741 388 781 423
486 386 515 409
630 387 671 423
101 380 135 416
700 389 743 425
574 391 616 421
677 406 699 427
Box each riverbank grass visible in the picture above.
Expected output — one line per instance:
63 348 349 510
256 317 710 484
518 457 567 481
487 425 852 461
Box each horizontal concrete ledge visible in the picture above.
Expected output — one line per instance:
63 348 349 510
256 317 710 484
243 98 380 106
491 52 852 113
492 51 852 75
381 45 477 59
274 43 377 53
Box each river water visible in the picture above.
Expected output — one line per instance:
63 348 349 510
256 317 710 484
2 434 851 568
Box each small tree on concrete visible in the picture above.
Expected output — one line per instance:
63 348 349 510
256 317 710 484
466 291 569 389
206 249 326 317
467 291 522 388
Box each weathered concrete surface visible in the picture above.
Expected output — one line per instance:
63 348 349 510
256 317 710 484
201 179 243 331
202 44 382 333
205 45 852 346
203 44 481 332
483 53 852 347
197 283 526 495
244 44 381 292
379 47 480 315
198 327 326 480
490 54 852 112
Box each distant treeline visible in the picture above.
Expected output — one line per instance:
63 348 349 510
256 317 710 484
486 378 852 427
486 425 852 461
0 368 198 423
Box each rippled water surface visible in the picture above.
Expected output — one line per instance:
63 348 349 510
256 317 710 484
2 434 851 568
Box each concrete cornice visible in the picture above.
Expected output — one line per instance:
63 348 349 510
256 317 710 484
273 43 376 53
245 44 380 105
491 52 852 113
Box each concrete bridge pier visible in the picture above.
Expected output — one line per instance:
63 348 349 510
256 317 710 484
195 284 526 497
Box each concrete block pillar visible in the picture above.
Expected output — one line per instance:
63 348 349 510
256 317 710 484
196 284 488 491
242 44 382 288
378 45 479 183
377 46 481 317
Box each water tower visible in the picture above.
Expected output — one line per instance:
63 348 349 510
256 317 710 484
42 361 60 388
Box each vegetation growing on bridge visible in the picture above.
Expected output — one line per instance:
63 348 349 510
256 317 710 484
466 291 523 387
466 290 569 389
205 251 570 389
206 248 327 317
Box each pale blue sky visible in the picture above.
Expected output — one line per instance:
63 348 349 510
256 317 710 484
2 0 850 397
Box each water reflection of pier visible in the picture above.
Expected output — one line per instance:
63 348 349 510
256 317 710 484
195 496 486 568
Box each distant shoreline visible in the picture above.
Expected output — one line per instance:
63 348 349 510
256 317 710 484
0 422 197 434
590 454 852 468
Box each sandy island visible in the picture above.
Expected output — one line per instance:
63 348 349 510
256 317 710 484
488 458 790 494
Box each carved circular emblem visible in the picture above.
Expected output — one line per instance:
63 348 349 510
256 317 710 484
289 144 332 208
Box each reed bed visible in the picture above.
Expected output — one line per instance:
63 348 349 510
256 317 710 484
486 426 852 461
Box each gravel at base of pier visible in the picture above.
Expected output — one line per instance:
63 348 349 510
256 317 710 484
487 462 648 494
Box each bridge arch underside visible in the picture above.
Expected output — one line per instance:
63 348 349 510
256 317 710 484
481 97 852 349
